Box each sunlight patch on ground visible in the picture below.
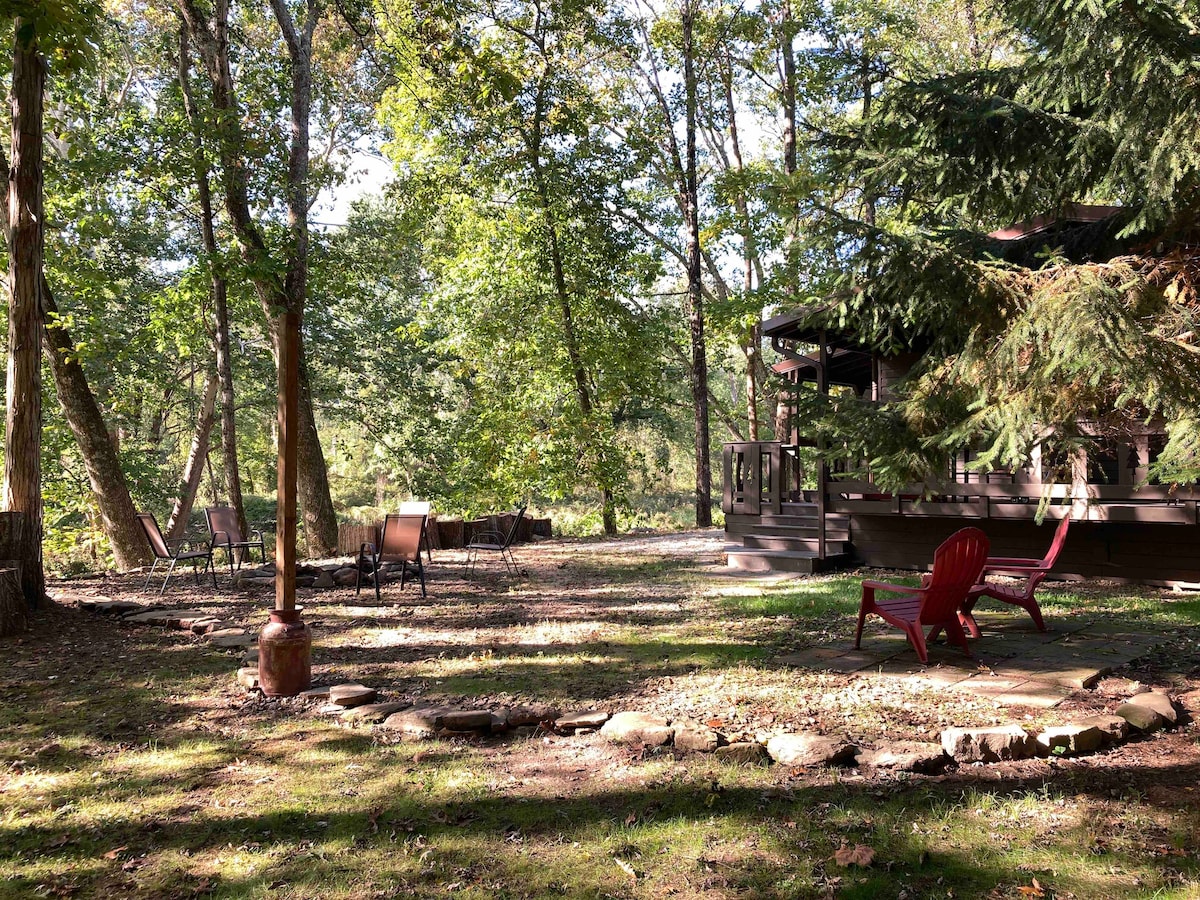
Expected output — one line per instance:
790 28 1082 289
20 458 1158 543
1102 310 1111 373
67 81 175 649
107 741 227 779
518 620 611 645
702 584 765 597
416 653 617 677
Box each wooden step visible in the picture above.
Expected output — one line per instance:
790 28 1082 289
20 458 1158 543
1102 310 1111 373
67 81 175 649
724 547 852 574
725 513 850 529
738 535 850 554
725 522 850 541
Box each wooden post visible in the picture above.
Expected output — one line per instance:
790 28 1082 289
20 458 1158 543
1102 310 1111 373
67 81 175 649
816 329 828 562
275 309 299 612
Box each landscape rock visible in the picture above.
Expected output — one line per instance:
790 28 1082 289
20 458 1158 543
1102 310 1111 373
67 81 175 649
334 567 360 586
1176 690 1200 715
329 684 378 708
243 648 260 665
236 667 260 689
189 618 224 634
1075 714 1130 743
85 599 143 615
341 701 410 723
941 725 1035 762
673 722 720 752
1036 722 1104 756
440 709 494 732
382 706 450 739
1115 701 1166 732
857 741 947 773
714 742 769 765
508 704 561 727
312 570 336 589
299 686 331 701
1125 690 1178 725
556 710 610 731
600 711 674 746
490 711 509 733
124 609 207 625
207 630 256 649
766 734 858 767
295 575 316 588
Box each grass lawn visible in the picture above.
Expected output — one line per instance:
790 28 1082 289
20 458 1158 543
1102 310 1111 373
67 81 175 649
2 530 1199 899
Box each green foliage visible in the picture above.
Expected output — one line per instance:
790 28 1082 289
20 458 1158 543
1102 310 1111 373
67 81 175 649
796 0 1200 490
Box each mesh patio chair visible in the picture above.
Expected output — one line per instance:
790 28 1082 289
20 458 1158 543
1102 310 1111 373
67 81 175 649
137 512 216 595
855 527 990 664
398 500 433 562
205 506 266 577
356 513 427 602
466 506 527 576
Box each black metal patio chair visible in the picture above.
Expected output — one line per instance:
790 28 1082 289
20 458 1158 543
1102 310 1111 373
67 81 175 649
465 506 527 576
137 512 216 595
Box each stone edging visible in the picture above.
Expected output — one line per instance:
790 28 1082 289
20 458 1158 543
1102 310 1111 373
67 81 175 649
85 599 1197 774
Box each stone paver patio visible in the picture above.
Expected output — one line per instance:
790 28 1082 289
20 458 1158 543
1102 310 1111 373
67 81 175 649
777 612 1164 708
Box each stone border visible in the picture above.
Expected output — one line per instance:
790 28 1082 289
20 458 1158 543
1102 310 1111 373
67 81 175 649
84 599 1197 774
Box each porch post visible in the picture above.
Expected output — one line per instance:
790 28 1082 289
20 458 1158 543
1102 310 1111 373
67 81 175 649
817 329 828 560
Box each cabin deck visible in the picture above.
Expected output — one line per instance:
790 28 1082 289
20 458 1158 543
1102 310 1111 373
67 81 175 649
722 442 1200 586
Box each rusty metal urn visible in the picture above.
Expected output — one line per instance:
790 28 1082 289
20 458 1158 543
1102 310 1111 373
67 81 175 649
258 607 311 696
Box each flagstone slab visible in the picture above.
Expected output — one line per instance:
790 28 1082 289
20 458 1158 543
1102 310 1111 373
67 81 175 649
342 701 410 723
989 680 1074 709
823 650 893 673
774 647 851 669
951 675 1032 698
125 609 209 625
1033 665 1112 690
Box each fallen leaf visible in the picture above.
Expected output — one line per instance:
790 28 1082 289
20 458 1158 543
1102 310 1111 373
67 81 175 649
613 857 637 879
103 846 128 860
624 812 638 826
1016 878 1045 898
833 843 875 867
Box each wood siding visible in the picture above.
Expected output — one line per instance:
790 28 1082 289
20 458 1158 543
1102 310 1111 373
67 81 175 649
848 515 1200 586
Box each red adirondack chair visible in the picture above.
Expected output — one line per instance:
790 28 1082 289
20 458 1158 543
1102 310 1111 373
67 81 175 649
961 513 1071 635
854 527 990 664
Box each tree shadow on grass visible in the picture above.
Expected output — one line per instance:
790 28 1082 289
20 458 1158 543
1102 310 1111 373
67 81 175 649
3 755 1199 898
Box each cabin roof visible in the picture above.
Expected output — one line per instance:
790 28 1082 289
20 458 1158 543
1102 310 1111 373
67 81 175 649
986 203 1124 241
771 347 873 390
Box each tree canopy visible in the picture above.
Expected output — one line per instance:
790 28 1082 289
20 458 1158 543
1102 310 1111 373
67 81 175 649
2 0 1195 569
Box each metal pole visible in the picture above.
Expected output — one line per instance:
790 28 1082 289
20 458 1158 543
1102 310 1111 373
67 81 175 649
816 329 828 562
275 310 299 612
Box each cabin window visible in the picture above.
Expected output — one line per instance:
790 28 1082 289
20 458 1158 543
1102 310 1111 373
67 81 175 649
1087 443 1121 485
1146 434 1166 485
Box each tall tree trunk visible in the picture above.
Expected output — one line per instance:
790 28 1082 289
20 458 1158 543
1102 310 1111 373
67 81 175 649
774 0 799 443
965 0 981 61
165 373 218 540
271 0 338 559
5 25 45 604
3 109 146 572
682 0 712 527
179 0 338 558
860 53 877 227
296 348 337 553
721 52 764 442
528 68 616 536
42 284 150 569
178 25 248 546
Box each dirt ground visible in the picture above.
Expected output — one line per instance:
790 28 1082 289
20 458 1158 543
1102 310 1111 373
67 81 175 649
18 529 1200 788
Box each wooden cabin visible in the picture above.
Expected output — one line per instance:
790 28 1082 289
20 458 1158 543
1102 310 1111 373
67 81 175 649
723 206 1200 586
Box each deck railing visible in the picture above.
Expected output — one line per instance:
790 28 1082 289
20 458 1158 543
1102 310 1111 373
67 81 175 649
721 442 1200 525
